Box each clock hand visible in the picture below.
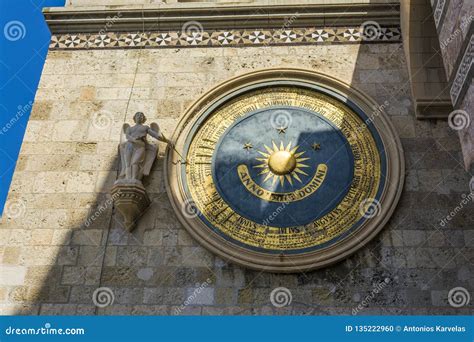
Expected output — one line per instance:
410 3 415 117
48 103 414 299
161 132 188 164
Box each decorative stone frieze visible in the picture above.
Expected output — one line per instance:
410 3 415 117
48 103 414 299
49 27 402 50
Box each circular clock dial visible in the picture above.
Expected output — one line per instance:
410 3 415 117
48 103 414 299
166 69 404 272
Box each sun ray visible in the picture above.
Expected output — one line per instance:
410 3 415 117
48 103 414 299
254 140 311 187
292 173 303 183
264 144 274 155
263 172 273 183
272 174 279 186
294 168 308 176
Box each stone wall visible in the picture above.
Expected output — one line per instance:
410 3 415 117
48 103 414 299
0 42 472 315
400 0 452 119
431 0 474 172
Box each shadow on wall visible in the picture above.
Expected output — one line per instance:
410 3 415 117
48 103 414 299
5 147 178 315
341 1 473 314
4 153 120 315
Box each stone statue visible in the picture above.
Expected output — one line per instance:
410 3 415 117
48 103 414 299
117 111 170 184
112 112 172 231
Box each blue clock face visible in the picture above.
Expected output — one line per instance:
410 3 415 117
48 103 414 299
212 106 354 228
182 85 386 254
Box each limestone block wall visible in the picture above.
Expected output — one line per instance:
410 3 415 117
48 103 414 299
430 0 474 171
399 0 452 119
0 42 472 315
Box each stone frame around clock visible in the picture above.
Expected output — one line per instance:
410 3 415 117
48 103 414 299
164 68 405 273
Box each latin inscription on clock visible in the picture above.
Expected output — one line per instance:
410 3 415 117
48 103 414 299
183 87 383 252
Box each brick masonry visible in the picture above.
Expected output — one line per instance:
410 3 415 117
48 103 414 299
0 42 473 315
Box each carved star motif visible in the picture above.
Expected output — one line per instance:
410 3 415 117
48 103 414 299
277 126 287 134
312 143 321 150
243 143 253 151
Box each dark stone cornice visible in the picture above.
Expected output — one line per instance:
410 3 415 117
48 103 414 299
43 2 400 34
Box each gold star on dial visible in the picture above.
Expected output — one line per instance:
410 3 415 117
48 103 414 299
312 143 321 150
277 126 287 134
243 143 253 150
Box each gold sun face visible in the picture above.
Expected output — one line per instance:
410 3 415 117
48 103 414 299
254 141 310 186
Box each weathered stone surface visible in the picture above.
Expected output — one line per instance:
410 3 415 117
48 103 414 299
0 40 472 316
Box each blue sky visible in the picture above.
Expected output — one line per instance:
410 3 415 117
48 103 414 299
0 0 65 215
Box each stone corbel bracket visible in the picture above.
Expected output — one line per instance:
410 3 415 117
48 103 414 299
111 182 151 231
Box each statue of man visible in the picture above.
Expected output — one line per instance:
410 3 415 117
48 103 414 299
117 112 171 183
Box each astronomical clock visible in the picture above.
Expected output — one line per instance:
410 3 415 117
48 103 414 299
166 68 404 272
